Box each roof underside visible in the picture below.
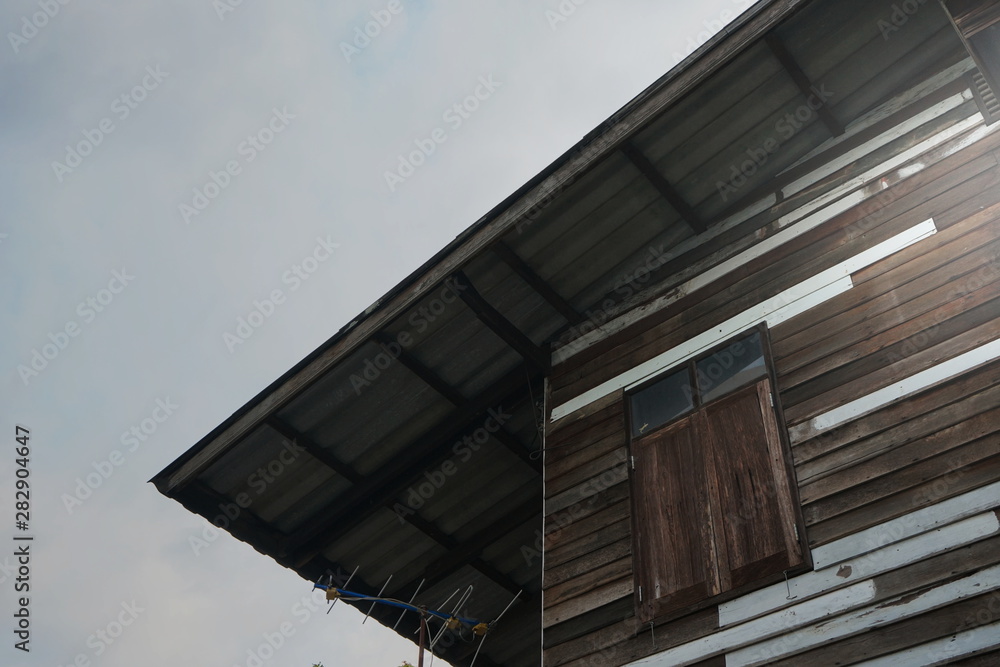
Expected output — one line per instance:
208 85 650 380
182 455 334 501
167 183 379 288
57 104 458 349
153 1 972 664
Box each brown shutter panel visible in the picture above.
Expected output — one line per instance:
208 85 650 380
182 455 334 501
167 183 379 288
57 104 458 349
700 379 803 590
631 414 719 621
944 1 1000 96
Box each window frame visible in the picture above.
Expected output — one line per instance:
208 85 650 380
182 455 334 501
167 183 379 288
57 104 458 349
624 323 811 623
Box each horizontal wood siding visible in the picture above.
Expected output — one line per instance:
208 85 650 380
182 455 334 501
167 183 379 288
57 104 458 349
544 91 1000 664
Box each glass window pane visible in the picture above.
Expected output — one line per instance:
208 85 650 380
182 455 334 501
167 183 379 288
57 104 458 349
696 331 765 403
630 368 695 438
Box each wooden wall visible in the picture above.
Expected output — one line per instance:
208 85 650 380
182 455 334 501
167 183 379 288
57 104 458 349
542 93 1000 666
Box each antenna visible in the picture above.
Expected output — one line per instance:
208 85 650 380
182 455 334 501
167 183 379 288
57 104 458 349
393 578 425 631
326 565 359 614
362 574 393 624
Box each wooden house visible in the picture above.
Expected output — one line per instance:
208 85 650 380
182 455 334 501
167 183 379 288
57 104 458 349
155 0 1000 664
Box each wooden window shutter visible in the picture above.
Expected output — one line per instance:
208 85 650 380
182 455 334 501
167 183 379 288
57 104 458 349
631 414 718 622
944 0 1000 96
700 380 804 590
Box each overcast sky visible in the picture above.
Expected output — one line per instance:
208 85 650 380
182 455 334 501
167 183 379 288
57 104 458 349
0 1 745 665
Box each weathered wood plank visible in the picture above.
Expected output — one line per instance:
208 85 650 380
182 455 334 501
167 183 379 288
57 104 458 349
792 358 1000 464
546 447 628 499
545 537 631 589
777 232 1000 386
806 454 1000 546
546 556 633 608
546 516 631 570
720 512 999 627
544 576 634 629
783 311 1000 426
771 198 1000 355
546 498 630 553
797 385 1000 489
543 604 716 666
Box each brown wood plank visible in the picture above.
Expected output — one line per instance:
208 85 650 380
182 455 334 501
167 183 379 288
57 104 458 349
545 515 631 570
775 224 1000 380
545 497 630 554
544 605 717 667
800 404 1000 504
543 597 635 651
783 308 1000 425
545 556 633 608
797 380 1000 486
546 478 629 534
547 461 630 516
807 455 1000 546
771 197 1000 354
543 576 633 628
545 537 631 589
804 441 1000 531
782 278 1000 398
546 427 627 483
546 447 628 499
792 358 1000 463
546 395 624 454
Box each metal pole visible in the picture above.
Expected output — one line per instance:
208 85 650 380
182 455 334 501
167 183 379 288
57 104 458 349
418 613 427 667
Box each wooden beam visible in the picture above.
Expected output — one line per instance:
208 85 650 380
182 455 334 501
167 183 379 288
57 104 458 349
286 366 533 564
406 496 540 592
265 416 362 484
373 330 541 472
400 511 526 596
372 332 468 406
491 241 584 325
765 33 844 137
182 481 288 556
620 140 707 233
454 270 550 372
491 425 542 473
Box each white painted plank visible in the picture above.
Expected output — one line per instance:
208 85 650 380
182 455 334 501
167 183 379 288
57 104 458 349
549 274 853 421
726 563 1000 666
812 480 1000 569
624 581 877 667
719 512 1000 626
793 335 1000 441
856 621 1000 666
781 93 969 199
681 191 866 298
550 220 937 422
782 61 974 172
778 113 984 224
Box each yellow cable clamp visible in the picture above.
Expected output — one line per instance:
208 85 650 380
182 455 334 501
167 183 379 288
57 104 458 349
325 588 341 601
446 617 461 630
472 622 488 637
